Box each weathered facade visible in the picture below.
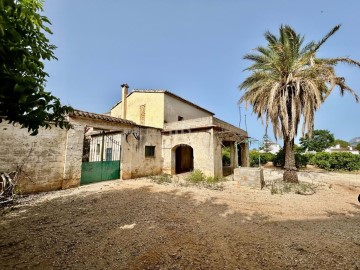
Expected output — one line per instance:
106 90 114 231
0 110 162 194
0 122 69 193
111 89 214 128
161 117 248 177
111 85 249 178
0 84 249 194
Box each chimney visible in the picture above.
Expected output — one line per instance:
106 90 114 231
121 83 129 119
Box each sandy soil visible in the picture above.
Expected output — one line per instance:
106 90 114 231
1 173 360 269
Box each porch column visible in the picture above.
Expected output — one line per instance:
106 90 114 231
230 142 236 169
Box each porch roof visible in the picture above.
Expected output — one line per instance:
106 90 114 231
70 109 136 126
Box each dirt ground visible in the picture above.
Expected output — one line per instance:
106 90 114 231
1 171 360 270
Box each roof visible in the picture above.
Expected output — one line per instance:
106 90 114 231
70 109 136 125
212 117 248 137
111 89 214 115
162 116 247 137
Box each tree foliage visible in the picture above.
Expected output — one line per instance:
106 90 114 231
239 25 360 183
272 148 309 168
310 152 360 171
299 129 335 152
356 143 360 151
222 147 231 165
0 0 72 135
249 150 275 167
333 139 350 148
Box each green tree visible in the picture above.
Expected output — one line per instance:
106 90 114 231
222 147 231 165
355 143 360 151
333 139 350 148
0 0 72 135
239 25 359 183
299 129 335 152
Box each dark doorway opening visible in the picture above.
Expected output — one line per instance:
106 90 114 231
175 145 194 174
222 141 233 177
237 143 242 166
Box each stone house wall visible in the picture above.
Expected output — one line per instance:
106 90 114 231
120 127 163 179
162 129 215 176
164 94 212 123
111 92 165 129
0 122 70 194
0 115 163 194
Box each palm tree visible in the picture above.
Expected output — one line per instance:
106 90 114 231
239 25 359 183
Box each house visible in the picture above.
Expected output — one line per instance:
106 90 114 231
110 86 214 128
259 133 281 154
0 83 249 194
109 84 249 177
325 144 359 155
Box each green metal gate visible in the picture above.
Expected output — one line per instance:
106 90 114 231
81 132 121 185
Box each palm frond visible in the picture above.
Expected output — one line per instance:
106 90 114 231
313 24 341 52
239 24 359 142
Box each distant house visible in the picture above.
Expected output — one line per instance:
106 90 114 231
259 133 281 154
325 144 359 155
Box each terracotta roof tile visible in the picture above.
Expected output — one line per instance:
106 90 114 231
70 109 136 125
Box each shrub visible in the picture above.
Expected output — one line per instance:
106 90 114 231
311 152 360 171
186 169 206 184
304 153 315 165
186 170 225 190
272 149 309 168
249 150 275 167
272 149 285 167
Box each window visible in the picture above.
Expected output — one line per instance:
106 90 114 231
105 148 112 161
145 146 155 157
178 116 183 121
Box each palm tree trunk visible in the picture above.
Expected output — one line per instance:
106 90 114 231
283 137 299 183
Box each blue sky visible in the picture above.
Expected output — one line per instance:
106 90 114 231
43 0 360 144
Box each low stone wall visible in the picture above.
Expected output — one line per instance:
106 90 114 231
234 167 265 189
235 167 360 188
263 168 360 187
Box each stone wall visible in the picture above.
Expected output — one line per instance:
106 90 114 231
0 122 69 194
121 127 163 179
0 117 163 194
162 129 215 176
61 121 85 189
234 167 265 189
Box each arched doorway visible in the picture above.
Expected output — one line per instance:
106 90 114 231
174 144 194 174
